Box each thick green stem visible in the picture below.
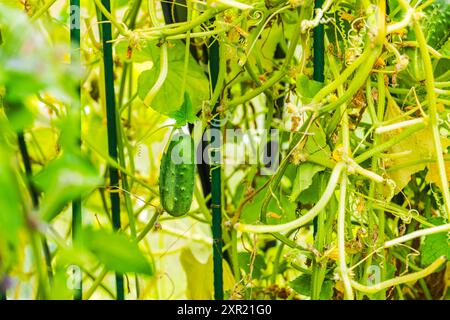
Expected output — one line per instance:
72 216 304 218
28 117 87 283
351 256 446 294
413 19 450 218
235 162 345 233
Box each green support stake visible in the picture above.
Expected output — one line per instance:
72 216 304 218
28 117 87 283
209 36 224 300
313 0 325 83
96 0 124 300
311 0 325 300
70 0 82 300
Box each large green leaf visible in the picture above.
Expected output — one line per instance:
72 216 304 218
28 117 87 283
180 248 235 299
33 154 102 221
134 40 209 116
81 228 153 275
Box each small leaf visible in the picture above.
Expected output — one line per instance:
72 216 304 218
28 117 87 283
81 228 153 275
238 252 267 278
296 74 323 101
291 163 325 201
421 217 450 267
290 274 334 299
170 92 197 127
298 172 323 204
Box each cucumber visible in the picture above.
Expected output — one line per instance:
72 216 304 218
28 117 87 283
159 132 195 216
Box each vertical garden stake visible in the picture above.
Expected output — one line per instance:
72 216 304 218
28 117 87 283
311 0 325 300
209 34 224 300
70 0 82 300
97 0 124 300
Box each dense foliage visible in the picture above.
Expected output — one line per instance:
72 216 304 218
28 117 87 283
0 0 449 300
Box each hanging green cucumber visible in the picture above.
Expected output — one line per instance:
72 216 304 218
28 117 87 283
159 131 195 216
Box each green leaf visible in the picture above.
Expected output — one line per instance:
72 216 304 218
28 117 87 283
296 74 323 101
298 171 324 204
81 228 153 275
290 274 334 300
2 101 34 132
304 122 330 159
136 40 208 116
420 217 450 267
170 91 197 127
240 175 297 224
34 154 103 221
0 147 23 271
291 163 325 202
180 248 235 299
238 252 267 278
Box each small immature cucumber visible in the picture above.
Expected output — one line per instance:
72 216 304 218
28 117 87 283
159 132 195 216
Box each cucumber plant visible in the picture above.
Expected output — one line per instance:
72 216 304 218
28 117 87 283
0 0 449 301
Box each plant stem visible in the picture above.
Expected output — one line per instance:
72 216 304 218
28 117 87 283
17 131 54 286
354 122 425 163
413 19 450 219
383 223 450 249
351 256 446 294
235 162 345 233
30 0 58 22
143 42 168 106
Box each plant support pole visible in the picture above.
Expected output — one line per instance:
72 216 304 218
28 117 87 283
311 0 325 300
70 0 82 300
209 29 223 300
97 0 124 300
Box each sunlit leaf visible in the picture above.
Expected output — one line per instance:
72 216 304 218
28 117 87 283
33 154 102 221
81 228 154 275
170 91 197 127
296 74 324 101
291 163 325 202
421 217 450 267
180 248 234 299
382 101 450 195
136 40 209 116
